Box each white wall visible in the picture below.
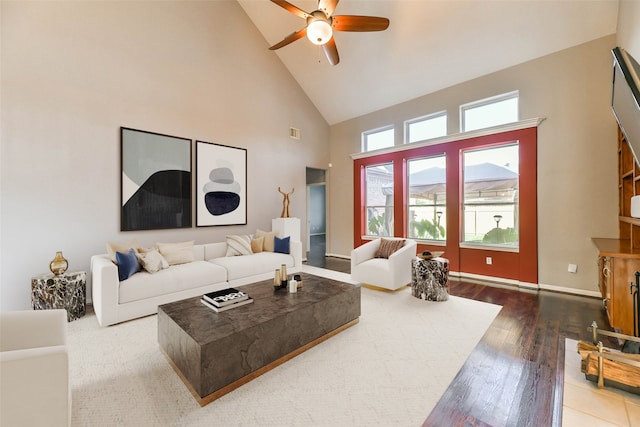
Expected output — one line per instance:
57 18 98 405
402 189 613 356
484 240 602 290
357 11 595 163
617 0 640 59
0 1 329 310
327 35 619 294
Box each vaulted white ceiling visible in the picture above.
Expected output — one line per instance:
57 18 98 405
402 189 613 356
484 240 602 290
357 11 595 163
238 0 620 125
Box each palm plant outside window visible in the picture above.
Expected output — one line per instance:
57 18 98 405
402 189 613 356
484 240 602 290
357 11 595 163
365 163 393 236
407 156 446 240
462 143 519 246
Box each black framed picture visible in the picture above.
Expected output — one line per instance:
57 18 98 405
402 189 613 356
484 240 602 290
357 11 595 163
196 140 247 227
121 127 192 231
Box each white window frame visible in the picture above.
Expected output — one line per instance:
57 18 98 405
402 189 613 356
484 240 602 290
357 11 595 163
362 125 395 152
404 111 447 144
460 91 519 133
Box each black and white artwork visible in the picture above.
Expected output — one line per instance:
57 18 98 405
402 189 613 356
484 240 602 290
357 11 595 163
121 127 192 231
196 140 247 227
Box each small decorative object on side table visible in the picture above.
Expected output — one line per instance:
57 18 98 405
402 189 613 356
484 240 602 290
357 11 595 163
31 271 87 321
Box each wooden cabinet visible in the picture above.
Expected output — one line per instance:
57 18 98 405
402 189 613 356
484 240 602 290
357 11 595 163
594 239 640 336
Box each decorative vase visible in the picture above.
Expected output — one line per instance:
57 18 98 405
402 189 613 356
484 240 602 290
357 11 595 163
280 264 288 288
49 251 68 275
274 269 281 289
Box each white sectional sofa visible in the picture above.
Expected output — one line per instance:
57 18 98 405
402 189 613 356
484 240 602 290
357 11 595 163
91 240 302 326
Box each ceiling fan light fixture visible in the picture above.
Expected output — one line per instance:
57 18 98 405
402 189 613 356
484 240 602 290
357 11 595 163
306 20 333 45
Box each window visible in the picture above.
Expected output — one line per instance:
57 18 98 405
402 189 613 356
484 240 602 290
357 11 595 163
462 143 519 247
365 163 394 236
405 112 447 143
363 126 394 152
461 91 519 132
407 155 446 241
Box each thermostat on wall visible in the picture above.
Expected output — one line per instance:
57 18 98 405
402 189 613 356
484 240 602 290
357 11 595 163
632 195 640 218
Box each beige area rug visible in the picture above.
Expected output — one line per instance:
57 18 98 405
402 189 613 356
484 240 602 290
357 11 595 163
68 267 501 426
563 338 640 426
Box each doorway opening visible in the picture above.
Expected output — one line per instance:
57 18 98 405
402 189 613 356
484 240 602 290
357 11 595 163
306 167 326 263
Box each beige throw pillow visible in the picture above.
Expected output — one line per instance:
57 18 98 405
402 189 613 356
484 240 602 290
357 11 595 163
255 229 279 252
226 235 253 256
137 249 168 273
106 239 140 263
375 238 405 259
251 236 265 253
157 241 195 265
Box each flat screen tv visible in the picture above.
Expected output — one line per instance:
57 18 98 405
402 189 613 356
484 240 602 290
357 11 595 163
612 47 640 163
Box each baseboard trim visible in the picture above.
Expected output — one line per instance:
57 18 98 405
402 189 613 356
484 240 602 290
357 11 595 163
538 283 601 298
317 255 601 299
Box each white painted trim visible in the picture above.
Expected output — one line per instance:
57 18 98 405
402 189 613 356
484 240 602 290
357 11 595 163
326 253 350 260
538 283 601 298
351 117 546 159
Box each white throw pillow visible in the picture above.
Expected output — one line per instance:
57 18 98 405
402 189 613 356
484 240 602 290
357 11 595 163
226 235 252 256
157 241 195 265
106 239 140 263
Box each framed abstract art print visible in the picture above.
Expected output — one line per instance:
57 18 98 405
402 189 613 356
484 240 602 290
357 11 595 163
196 141 247 227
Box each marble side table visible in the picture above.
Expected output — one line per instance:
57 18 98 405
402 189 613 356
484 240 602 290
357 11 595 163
411 257 449 301
31 271 87 321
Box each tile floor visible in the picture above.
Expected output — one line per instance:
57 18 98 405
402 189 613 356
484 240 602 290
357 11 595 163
564 338 640 426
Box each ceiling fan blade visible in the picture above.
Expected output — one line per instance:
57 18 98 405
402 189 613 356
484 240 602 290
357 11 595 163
269 27 307 50
318 0 339 17
322 37 340 65
270 0 309 19
332 15 390 32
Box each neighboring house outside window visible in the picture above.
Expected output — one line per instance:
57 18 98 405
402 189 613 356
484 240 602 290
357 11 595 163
407 155 446 241
365 163 394 236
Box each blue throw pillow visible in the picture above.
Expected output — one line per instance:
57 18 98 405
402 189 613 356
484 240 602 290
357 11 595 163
274 236 290 254
115 248 141 281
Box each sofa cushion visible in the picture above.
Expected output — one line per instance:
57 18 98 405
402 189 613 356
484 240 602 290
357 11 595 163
274 236 290 254
115 249 141 281
118 260 227 304
210 252 294 281
225 235 252 256
157 241 195 265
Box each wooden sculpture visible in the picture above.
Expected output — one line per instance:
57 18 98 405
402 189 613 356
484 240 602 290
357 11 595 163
278 187 294 218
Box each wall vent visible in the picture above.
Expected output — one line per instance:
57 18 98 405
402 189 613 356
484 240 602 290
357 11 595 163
289 127 301 140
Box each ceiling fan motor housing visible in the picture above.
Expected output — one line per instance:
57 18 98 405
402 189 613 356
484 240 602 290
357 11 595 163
306 10 333 45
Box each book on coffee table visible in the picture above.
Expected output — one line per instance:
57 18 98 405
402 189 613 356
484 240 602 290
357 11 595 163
201 297 253 313
203 288 249 307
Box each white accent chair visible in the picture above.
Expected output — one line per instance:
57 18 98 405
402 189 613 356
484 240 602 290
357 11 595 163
350 238 417 290
0 309 70 427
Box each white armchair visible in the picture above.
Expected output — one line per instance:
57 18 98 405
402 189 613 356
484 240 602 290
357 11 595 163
0 309 70 427
351 238 417 290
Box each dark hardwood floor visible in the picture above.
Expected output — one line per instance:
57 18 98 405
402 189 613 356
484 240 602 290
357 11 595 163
304 238 616 427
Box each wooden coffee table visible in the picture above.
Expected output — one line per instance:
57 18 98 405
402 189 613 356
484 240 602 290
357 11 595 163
157 273 361 406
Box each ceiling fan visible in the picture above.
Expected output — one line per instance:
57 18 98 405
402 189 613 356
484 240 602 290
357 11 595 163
268 0 390 66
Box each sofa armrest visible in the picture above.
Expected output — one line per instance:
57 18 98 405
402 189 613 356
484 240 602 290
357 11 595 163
90 254 119 327
351 239 380 269
0 309 67 352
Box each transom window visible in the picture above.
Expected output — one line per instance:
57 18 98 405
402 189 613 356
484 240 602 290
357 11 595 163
365 163 394 236
362 126 394 152
405 111 447 143
462 143 519 247
461 91 519 132
407 155 446 241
